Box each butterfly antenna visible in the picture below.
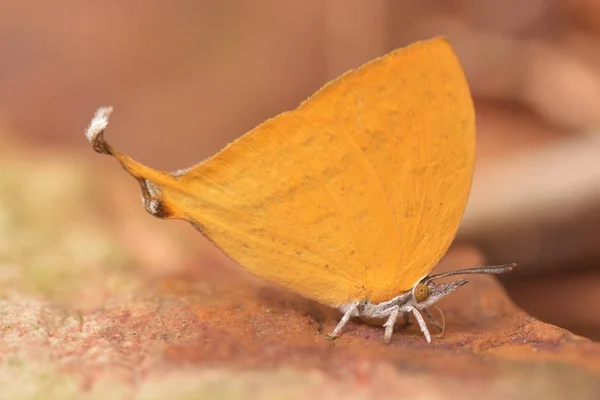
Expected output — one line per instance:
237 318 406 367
425 263 516 284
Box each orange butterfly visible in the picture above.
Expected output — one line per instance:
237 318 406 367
86 37 514 343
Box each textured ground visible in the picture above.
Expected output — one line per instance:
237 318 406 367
1 146 599 400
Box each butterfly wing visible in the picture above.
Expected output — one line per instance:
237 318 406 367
299 37 476 303
88 37 474 306
92 111 403 306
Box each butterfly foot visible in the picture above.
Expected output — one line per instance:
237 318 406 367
409 307 432 343
326 302 360 341
383 306 400 343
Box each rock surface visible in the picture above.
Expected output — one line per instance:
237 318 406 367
1 148 599 399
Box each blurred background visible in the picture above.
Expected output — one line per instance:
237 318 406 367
0 0 599 339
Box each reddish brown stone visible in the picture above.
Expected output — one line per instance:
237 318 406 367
1 140 599 399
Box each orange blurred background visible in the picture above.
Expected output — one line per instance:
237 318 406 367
1 0 599 339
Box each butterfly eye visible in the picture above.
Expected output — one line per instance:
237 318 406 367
414 283 430 302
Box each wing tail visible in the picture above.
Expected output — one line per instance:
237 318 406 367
86 106 187 219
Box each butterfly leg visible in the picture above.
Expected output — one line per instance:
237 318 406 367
409 306 431 343
403 312 411 326
423 308 444 331
327 302 359 340
383 306 400 343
